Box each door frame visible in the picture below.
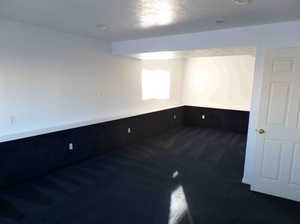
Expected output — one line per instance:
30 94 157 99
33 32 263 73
243 43 300 186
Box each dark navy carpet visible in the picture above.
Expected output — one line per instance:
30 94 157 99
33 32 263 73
0 127 299 224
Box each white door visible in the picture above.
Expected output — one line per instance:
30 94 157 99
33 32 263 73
251 48 300 202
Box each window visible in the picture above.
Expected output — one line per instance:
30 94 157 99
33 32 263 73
142 69 170 100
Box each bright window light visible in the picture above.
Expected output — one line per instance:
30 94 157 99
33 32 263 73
142 69 170 100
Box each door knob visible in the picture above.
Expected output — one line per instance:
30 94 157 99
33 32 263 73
256 129 265 134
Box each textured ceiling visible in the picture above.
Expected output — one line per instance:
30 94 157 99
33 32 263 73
129 46 256 60
0 0 300 41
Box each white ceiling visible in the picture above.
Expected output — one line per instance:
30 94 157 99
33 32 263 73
0 0 300 41
130 46 256 60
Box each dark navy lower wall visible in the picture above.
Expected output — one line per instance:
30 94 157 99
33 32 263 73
0 105 249 188
0 107 184 188
183 106 250 134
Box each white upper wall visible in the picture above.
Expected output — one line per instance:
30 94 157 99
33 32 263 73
183 55 255 111
0 19 184 142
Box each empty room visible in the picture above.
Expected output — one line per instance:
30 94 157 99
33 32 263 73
1 0 300 223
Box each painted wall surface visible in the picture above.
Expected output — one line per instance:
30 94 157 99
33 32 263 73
182 55 255 111
0 19 184 142
112 20 300 185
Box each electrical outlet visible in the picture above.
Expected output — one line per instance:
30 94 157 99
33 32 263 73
173 114 177 120
201 115 206 120
128 128 131 134
69 143 74 151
